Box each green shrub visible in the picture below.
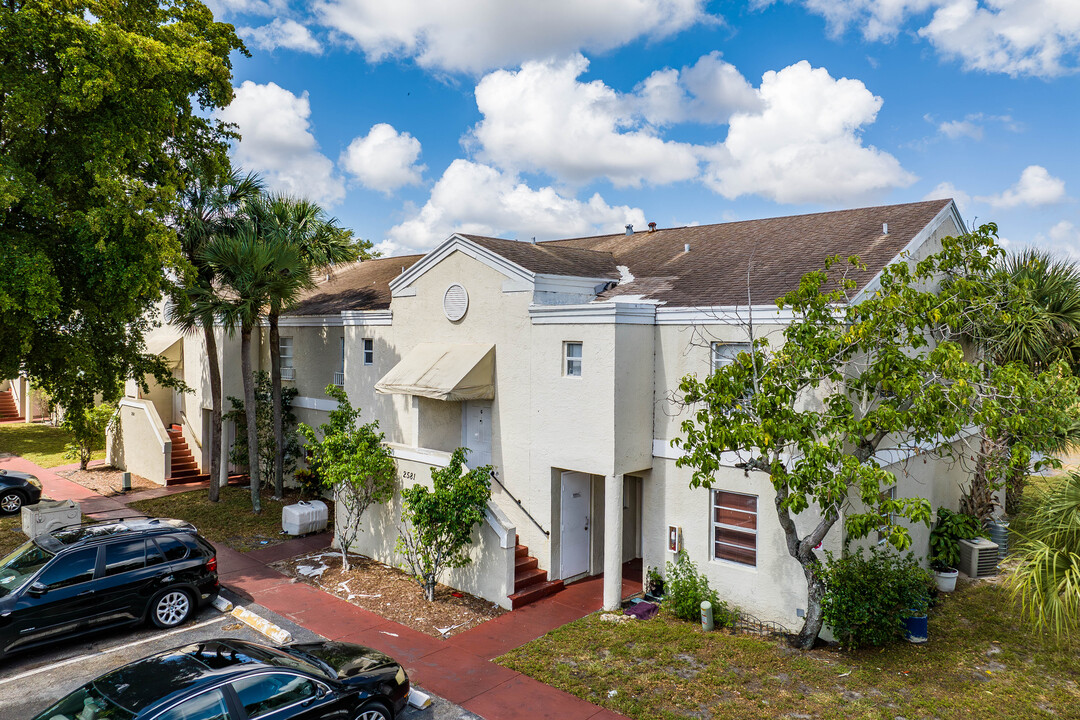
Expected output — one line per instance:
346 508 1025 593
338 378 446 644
820 546 933 649
293 468 322 499
663 551 731 626
929 507 986 570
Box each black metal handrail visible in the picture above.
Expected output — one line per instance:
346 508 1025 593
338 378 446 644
489 469 549 537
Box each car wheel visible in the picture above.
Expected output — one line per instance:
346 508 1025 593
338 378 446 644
149 588 193 629
0 490 24 515
354 700 392 720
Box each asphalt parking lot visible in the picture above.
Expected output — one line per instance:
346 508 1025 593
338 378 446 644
0 590 480 720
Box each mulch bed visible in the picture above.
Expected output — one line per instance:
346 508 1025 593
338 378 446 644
274 550 505 638
55 465 158 496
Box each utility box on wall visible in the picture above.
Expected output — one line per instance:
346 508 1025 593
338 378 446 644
668 525 682 553
22 499 80 539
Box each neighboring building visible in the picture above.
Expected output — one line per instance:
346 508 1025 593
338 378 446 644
109 199 973 628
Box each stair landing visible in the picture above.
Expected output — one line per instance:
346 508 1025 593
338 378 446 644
166 425 202 485
508 535 563 609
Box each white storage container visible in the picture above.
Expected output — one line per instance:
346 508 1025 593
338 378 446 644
22 499 80 539
282 500 328 536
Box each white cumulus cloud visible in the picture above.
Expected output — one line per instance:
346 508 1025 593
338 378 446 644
239 19 323 54
976 165 1066 208
313 0 713 74
340 124 426 194
470 55 701 187
1038 221 1080 260
382 159 645 255
700 61 916 204
765 0 1080 77
214 81 345 207
636 51 762 126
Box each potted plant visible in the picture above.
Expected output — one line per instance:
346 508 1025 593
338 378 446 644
929 507 984 592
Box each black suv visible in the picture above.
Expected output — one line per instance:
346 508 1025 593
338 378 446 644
0 517 218 657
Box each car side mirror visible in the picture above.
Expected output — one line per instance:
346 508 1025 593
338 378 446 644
26 582 47 597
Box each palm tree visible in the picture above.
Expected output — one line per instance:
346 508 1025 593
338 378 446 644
1009 469 1080 639
170 167 263 502
979 250 1080 515
247 194 364 497
202 224 306 513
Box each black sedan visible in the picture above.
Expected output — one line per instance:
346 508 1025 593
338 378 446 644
30 638 410 720
0 468 42 514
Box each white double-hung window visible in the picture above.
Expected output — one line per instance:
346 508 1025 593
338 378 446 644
279 337 294 380
363 338 374 366
564 341 583 377
334 337 345 386
711 341 751 373
712 490 757 567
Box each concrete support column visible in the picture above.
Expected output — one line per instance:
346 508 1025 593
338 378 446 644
603 473 624 611
218 422 229 489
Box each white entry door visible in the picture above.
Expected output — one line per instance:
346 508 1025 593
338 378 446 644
561 471 591 579
463 401 492 468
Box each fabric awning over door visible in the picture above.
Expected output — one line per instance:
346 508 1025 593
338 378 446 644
374 343 495 401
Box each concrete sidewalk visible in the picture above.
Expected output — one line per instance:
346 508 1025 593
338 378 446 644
0 454 637 720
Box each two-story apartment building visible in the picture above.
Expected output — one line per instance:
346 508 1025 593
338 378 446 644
108 198 973 629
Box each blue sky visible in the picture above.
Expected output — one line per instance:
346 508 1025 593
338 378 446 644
208 0 1080 260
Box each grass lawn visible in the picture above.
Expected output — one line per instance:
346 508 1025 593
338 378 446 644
0 514 27 558
498 580 1080 720
0 423 103 468
129 485 331 552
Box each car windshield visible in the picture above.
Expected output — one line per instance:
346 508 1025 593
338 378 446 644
30 684 135 720
222 641 332 679
0 540 54 598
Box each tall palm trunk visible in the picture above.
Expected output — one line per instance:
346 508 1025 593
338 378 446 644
241 322 261 514
269 309 285 498
203 319 223 503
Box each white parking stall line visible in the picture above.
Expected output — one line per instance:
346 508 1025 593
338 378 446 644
0 615 224 687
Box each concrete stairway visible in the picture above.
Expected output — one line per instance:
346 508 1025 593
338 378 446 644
0 390 23 422
508 535 563 609
166 425 202 485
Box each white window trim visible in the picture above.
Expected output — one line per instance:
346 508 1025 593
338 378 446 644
279 337 294 369
564 341 583 377
711 489 758 568
711 341 751 373
363 337 374 366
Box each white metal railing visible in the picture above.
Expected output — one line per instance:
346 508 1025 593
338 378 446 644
333 371 345 386
280 367 295 381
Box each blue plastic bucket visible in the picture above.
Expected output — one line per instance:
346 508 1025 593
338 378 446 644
904 613 928 643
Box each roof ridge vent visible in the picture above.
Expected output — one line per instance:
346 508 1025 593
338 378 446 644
625 224 633 236
882 222 889 235
648 222 657 232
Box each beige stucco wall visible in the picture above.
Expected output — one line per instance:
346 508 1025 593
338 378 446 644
106 399 170 485
336 448 516 609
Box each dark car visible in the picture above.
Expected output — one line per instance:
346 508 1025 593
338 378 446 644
0 468 42 514
31 638 410 720
0 517 218 657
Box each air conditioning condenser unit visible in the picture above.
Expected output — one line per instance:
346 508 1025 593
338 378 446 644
958 537 999 578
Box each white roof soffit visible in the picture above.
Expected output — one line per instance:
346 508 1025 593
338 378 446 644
374 342 495 401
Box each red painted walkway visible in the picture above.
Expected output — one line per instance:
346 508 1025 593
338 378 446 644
0 454 638 720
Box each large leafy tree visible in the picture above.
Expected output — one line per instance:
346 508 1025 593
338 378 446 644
675 226 1080 649
169 168 263 502
0 0 245 416
247 194 363 498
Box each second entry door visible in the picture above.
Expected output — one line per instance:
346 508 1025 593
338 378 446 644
560 471 590 579
463 401 492 468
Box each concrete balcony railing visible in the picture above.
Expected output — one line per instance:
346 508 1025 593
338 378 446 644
333 371 345 387
280 367 295 381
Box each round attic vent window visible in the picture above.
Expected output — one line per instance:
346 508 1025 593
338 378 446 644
443 284 469 321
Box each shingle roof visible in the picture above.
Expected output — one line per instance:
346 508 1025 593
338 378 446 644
460 234 620 279
545 199 955 306
286 255 421 315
